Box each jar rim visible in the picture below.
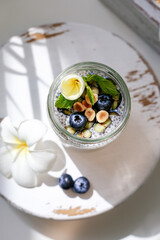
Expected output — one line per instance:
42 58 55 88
47 61 131 144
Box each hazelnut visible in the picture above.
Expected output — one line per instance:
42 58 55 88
85 108 95 121
93 93 98 103
91 86 99 95
82 100 92 109
96 110 109 123
73 102 85 112
85 93 98 105
85 94 91 104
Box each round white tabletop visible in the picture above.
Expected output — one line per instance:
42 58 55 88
0 0 160 239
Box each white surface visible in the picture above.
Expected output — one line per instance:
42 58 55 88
0 21 160 221
0 0 160 239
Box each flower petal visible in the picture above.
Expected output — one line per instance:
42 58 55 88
35 140 66 178
0 144 13 178
18 119 47 147
1 117 18 144
12 149 38 188
27 150 57 173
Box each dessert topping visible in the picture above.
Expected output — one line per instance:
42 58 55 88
60 74 85 100
96 110 109 123
85 108 96 122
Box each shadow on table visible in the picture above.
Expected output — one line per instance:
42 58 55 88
0 197 31 240
6 152 160 240
1 22 160 240
64 115 159 207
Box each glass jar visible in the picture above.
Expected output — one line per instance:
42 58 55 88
47 62 131 149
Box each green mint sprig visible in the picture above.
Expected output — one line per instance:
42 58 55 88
86 74 119 97
55 94 78 109
55 74 119 109
82 77 94 105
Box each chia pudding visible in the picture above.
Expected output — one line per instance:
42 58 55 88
54 70 125 140
47 62 131 149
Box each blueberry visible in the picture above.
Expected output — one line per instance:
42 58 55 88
69 112 87 131
59 174 74 190
95 94 113 111
73 177 90 194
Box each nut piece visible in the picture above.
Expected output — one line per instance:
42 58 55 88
85 94 91 104
102 118 111 128
93 93 98 103
82 100 92 109
77 129 92 138
92 82 98 87
94 123 105 133
96 110 109 123
85 108 95 121
91 86 99 95
73 102 85 112
65 126 76 135
85 121 94 129
85 93 98 105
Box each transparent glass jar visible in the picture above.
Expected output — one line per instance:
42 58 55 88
47 62 131 149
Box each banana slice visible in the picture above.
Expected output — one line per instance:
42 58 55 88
60 74 85 100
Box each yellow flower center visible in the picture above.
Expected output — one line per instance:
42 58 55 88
17 141 28 149
15 138 29 153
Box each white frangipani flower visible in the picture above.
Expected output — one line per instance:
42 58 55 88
0 117 61 188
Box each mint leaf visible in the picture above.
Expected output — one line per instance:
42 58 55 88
83 77 94 105
86 74 118 97
86 84 94 105
55 94 77 109
82 76 87 82
98 79 118 97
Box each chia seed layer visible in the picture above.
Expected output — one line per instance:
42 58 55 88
54 70 125 140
